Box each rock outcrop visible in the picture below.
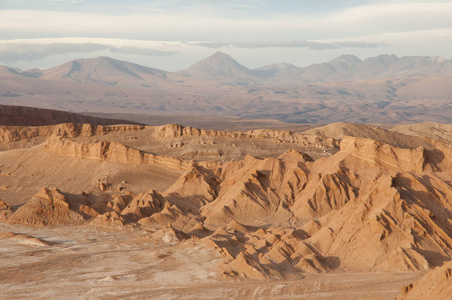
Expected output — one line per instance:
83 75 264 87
0 123 146 143
154 138 452 275
340 136 426 172
396 260 452 299
2 120 451 281
303 122 434 149
392 122 452 143
0 122 337 149
0 230 52 246
0 199 13 220
121 190 165 222
152 124 338 149
43 138 192 170
8 188 96 226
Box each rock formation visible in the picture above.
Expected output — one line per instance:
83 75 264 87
340 136 426 172
43 138 193 170
396 260 452 299
1 119 451 281
0 199 13 220
8 188 96 226
0 230 52 246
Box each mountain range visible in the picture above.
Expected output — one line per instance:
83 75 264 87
8 52 452 85
0 52 451 124
181 52 452 85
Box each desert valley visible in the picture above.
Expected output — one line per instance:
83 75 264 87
0 0 452 300
0 96 451 298
4 1 452 299
1 11 452 295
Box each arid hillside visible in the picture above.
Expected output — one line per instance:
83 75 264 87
0 105 140 126
396 260 452 300
0 105 451 298
0 122 338 206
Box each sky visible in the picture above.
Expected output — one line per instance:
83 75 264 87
1 0 452 71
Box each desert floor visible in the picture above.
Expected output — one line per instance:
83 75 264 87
0 223 423 300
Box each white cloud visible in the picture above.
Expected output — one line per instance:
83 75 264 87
191 40 384 50
1 2 451 41
0 2 451 69
0 38 177 62
312 3 452 37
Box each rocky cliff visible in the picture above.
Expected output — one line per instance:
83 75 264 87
396 260 452 299
43 138 193 171
1 120 451 281
340 136 426 172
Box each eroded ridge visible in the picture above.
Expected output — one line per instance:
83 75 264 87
1 126 451 283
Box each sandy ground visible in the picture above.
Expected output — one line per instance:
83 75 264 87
0 223 424 300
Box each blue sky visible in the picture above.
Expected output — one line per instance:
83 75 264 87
1 0 452 71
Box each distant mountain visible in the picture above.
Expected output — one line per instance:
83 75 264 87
179 52 258 84
255 62 299 71
0 53 451 125
357 54 399 78
256 54 452 84
4 53 452 86
0 66 20 77
313 54 452 82
20 68 44 78
253 62 300 78
41 56 169 86
365 55 451 78
329 55 362 64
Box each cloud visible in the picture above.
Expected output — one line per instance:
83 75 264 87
108 46 176 56
1 2 451 69
191 40 384 50
1 2 451 41
0 42 176 62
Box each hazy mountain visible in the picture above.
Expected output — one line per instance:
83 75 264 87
260 54 452 84
352 55 448 79
20 68 44 78
179 52 258 84
256 62 299 71
356 54 400 78
253 62 300 79
41 56 169 86
5 53 452 86
0 66 20 77
0 53 451 124
329 55 362 64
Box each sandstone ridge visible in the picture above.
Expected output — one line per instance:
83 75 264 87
43 137 192 171
1 121 451 283
0 122 338 149
396 260 452 299
340 136 426 172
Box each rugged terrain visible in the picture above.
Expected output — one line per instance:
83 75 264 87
0 107 451 299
